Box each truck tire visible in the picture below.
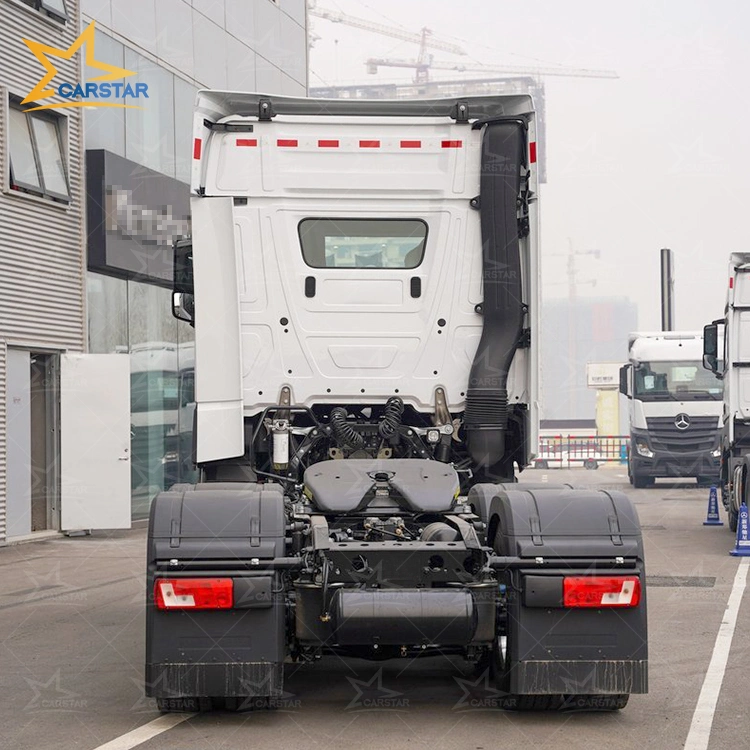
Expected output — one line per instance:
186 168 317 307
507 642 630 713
632 474 653 489
489 535 630 713
583 459 598 470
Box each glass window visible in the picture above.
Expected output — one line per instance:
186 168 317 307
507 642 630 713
174 77 197 184
19 0 67 22
125 50 175 178
40 0 67 20
30 116 68 197
8 106 41 191
299 218 428 269
9 103 69 201
634 360 724 401
128 281 179 519
87 274 196 520
84 32 126 157
87 272 129 354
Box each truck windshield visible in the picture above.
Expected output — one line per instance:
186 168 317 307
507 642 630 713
634 360 723 400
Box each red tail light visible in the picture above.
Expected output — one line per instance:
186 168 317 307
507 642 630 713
154 578 233 610
563 576 641 608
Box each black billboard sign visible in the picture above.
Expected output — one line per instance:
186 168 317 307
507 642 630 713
87 149 190 284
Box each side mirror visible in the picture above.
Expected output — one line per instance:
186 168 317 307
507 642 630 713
619 364 630 398
172 239 194 325
172 291 194 324
702 322 721 375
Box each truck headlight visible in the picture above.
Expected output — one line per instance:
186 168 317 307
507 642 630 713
711 448 721 458
635 440 654 458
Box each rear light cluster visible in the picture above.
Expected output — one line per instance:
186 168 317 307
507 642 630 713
154 578 233 610
563 576 641 608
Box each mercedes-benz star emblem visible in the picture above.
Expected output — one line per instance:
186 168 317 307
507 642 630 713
675 413 691 430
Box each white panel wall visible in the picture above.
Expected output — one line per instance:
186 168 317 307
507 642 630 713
6 350 31 539
0 341 6 541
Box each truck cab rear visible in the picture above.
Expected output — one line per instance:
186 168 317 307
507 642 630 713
146 92 647 712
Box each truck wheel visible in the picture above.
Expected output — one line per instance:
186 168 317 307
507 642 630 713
509 695 565 711
536 460 548 469
489 638 627 711
156 697 213 712
632 474 653 489
583 459 598 470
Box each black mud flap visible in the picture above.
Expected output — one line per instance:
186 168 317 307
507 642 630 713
145 484 286 701
489 486 648 695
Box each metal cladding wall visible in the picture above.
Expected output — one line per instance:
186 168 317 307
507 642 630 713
0 0 85 350
0 341 6 541
0 0 86 542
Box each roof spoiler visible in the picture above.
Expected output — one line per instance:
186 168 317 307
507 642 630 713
195 90 534 124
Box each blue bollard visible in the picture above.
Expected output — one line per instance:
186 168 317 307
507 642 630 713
703 486 724 526
730 503 750 556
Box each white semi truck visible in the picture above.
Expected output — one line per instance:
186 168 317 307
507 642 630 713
619 332 722 488
703 253 750 530
145 91 648 712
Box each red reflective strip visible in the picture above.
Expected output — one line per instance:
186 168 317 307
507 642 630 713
563 576 641 608
400 140 421 148
359 140 380 148
155 578 233 610
441 140 462 148
236 138 257 147
529 141 537 163
730 277 734 288
277 139 298 147
193 138 201 160
318 139 339 148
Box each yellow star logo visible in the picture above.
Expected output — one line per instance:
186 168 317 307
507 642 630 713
21 20 136 111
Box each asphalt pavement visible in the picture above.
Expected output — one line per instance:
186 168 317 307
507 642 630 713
0 466 747 750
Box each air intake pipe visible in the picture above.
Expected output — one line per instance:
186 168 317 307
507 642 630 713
464 120 527 475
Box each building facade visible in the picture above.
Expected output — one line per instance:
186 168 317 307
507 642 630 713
0 0 308 541
0 0 86 541
82 0 308 520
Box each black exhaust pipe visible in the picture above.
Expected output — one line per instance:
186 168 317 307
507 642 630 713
464 120 527 477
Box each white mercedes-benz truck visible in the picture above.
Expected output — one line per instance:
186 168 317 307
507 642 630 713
145 91 648 712
619 332 722 488
703 253 750 530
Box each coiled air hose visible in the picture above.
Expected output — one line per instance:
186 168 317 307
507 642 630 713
329 407 365 450
378 396 404 439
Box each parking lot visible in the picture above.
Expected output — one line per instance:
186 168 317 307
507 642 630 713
1 467 747 750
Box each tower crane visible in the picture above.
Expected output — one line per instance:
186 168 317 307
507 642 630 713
308 1 466 84
366 58 619 82
308 2 616 83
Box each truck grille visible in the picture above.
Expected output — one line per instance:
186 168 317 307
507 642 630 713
645 416 719 453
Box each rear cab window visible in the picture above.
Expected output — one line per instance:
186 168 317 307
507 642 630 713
299 218 427 269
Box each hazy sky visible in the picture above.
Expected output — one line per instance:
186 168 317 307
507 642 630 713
308 0 750 331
